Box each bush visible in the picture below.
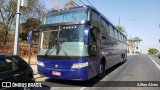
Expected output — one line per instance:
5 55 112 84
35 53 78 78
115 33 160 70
135 51 141 54
148 48 159 54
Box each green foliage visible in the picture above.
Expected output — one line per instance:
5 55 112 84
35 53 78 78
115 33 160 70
20 18 41 41
64 0 78 8
0 0 46 45
135 51 141 54
128 37 142 43
148 48 159 54
116 25 125 32
116 25 128 36
127 37 142 54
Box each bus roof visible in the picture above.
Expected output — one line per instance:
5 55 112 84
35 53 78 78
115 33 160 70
47 5 126 37
47 5 93 14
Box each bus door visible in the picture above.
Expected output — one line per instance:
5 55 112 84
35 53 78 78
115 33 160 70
88 26 100 75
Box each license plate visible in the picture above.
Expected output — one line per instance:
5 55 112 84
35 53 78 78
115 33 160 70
52 71 61 76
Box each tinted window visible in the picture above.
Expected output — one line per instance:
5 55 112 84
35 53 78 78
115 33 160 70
102 36 116 49
45 9 88 24
91 10 100 28
121 35 124 42
0 57 13 73
109 25 115 37
118 33 121 41
101 19 110 36
114 30 118 39
90 27 100 46
12 56 31 70
89 27 100 55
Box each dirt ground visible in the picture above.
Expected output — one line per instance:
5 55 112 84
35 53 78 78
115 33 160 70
22 56 37 65
0 43 38 65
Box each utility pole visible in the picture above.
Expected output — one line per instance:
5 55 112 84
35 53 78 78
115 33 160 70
118 17 121 26
14 0 21 55
14 0 27 55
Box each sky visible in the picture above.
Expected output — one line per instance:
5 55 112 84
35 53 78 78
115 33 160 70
41 0 160 54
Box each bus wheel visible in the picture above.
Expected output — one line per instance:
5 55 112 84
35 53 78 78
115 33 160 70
97 62 105 79
121 54 126 64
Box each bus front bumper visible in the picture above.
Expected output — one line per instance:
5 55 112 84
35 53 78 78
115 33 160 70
37 65 89 80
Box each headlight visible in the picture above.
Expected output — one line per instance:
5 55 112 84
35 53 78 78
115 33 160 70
71 62 88 68
37 61 44 66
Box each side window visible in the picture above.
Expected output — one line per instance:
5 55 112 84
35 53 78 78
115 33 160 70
125 37 127 43
119 33 121 41
121 35 124 42
117 32 119 40
101 19 110 36
124 36 126 43
89 27 100 55
91 10 100 28
0 57 18 73
12 56 30 70
90 29 96 42
109 25 114 37
102 36 115 49
90 27 100 45
115 30 118 39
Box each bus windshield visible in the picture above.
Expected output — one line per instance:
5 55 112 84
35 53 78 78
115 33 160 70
40 25 88 56
43 9 88 24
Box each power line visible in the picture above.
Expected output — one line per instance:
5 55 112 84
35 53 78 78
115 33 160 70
79 0 86 5
70 0 79 6
72 0 82 6
86 0 95 8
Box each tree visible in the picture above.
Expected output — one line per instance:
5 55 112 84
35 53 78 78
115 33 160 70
116 25 127 35
0 0 46 45
148 48 159 54
50 0 79 10
0 0 16 45
64 0 78 8
116 25 125 32
127 37 142 54
20 18 41 41
128 37 142 43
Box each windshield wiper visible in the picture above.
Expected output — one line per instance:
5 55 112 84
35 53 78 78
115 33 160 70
58 41 70 59
44 42 56 57
56 26 71 59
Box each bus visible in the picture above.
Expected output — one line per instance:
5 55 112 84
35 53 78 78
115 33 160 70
29 5 127 80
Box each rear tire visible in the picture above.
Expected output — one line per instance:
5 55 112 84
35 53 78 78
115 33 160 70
97 62 105 79
122 54 127 64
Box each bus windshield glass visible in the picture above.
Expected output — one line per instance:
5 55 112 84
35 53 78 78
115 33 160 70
43 9 88 24
40 25 88 56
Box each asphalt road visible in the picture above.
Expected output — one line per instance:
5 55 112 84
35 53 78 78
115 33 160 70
33 54 160 90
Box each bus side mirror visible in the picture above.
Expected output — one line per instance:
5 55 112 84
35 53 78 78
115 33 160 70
28 30 40 45
28 31 33 45
84 26 93 45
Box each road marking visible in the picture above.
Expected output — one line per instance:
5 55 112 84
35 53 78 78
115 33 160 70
80 87 86 90
148 55 160 70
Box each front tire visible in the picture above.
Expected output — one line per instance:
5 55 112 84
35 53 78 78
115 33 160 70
97 62 105 79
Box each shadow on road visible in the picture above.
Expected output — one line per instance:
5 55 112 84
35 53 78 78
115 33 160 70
43 61 125 87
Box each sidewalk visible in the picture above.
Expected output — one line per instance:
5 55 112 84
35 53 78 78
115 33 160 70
30 64 38 74
148 54 160 65
22 56 37 65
